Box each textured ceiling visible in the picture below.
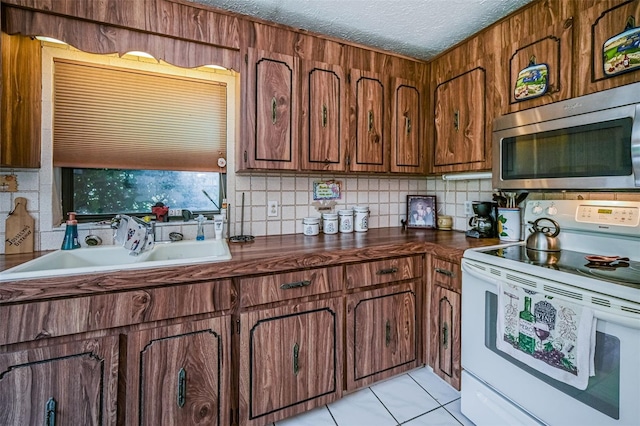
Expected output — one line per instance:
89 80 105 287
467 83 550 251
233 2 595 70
186 0 535 61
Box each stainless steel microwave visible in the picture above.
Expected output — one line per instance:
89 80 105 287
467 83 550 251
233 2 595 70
493 81 640 190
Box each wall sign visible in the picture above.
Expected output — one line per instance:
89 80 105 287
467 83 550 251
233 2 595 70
603 16 640 77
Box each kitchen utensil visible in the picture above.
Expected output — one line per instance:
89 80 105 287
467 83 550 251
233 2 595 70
229 192 254 243
526 217 561 252
584 255 630 264
5 197 35 254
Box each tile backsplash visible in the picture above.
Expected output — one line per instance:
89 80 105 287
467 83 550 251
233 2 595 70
3 166 639 254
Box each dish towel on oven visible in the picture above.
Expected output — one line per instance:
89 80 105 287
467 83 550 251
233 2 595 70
496 281 596 390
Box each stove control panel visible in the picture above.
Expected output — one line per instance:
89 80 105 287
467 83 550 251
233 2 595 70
576 205 639 227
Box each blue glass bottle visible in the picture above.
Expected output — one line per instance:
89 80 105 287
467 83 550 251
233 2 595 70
61 212 81 250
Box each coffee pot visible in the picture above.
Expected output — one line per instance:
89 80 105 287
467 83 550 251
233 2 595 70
466 202 496 238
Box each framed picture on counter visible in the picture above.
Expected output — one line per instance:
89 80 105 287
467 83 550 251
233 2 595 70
406 195 437 229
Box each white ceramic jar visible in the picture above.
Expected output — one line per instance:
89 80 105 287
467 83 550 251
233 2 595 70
353 206 369 232
322 213 339 234
302 217 320 236
338 209 354 233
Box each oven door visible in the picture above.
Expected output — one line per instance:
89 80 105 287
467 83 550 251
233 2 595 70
461 258 640 426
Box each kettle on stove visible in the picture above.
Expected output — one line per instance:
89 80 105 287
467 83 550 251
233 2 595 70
526 218 561 252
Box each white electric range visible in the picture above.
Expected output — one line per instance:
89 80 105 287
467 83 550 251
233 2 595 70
460 199 640 426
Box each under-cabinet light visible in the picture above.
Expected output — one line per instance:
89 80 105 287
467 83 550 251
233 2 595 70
441 172 492 181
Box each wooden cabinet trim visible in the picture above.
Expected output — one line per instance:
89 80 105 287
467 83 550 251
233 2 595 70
0 280 232 346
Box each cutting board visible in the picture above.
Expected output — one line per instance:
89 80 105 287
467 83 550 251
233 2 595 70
5 197 35 254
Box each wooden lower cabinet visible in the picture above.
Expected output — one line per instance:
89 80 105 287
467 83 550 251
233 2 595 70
0 335 119 425
124 317 231 426
428 258 462 390
239 298 343 426
345 282 417 390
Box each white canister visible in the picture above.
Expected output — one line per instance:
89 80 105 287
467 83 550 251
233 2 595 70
302 217 320 236
322 213 339 234
338 209 354 233
497 208 521 241
353 206 369 232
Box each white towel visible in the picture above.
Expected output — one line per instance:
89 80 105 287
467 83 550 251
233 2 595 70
496 281 596 390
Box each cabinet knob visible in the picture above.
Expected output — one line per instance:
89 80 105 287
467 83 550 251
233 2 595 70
322 104 328 128
442 322 449 349
435 267 454 278
271 97 278 124
453 110 460 132
293 342 300 375
45 397 56 426
376 267 398 275
385 320 392 347
368 110 374 132
405 116 411 134
280 280 312 290
177 367 187 408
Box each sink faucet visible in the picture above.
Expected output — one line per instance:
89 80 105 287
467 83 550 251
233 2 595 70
111 214 155 255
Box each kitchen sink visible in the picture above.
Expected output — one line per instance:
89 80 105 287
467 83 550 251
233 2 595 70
0 239 232 281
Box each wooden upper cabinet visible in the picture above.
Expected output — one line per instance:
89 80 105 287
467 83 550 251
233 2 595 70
349 69 388 173
1 32 41 168
242 48 299 171
574 0 640 96
390 78 424 174
300 60 348 171
496 19 574 115
0 336 119 425
432 62 489 173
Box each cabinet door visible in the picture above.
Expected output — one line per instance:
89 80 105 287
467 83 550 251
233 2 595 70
429 285 461 390
349 69 387 172
242 48 298 170
300 60 348 171
433 65 488 173
125 317 230 426
0 336 119 425
575 0 640 96
390 78 425 174
239 298 343 426
346 282 417 390
1 32 41 168
497 19 574 114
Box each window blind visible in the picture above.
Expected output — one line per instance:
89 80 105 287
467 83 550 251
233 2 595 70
53 59 227 172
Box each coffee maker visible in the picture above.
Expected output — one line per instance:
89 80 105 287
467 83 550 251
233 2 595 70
466 201 497 238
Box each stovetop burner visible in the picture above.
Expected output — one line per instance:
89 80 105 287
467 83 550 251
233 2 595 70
481 245 640 288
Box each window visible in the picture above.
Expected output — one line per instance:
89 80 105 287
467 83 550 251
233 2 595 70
62 168 225 221
53 56 230 221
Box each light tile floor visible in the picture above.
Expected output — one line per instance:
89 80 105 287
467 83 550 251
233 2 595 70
273 367 476 426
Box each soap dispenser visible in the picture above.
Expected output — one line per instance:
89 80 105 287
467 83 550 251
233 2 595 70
196 214 206 241
61 212 81 250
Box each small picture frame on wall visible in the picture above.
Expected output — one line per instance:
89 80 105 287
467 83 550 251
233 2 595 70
406 195 437 229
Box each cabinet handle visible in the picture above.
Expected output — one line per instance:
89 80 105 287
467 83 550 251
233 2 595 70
280 280 312 290
435 267 454 278
405 116 411 134
442 322 449 349
45 397 56 426
453 110 459 132
376 267 398 275
293 342 300 375
271 97 277 124
368 110 374 132
177 368 187 408
322 104 328 128
385 320 391 347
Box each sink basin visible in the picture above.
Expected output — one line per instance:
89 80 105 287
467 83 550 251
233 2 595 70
0 239 232 281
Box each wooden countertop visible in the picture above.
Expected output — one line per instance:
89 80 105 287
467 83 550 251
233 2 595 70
0 227 500 304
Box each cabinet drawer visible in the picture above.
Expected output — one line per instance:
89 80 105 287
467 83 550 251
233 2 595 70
0 280 231 346
345 256 422 290
431 257 461 292
239 266 343 308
